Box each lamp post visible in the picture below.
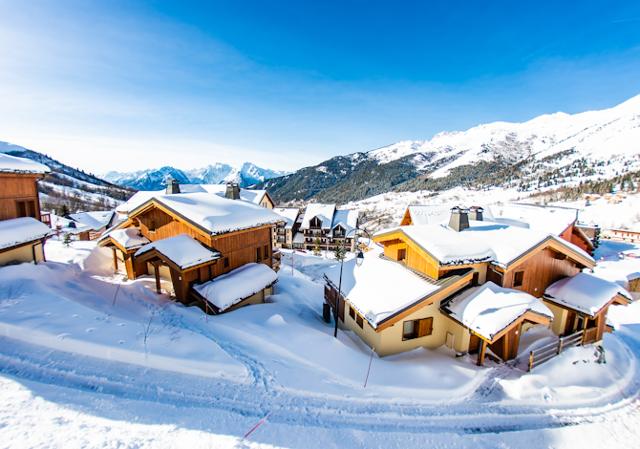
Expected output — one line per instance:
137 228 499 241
333 228 370 338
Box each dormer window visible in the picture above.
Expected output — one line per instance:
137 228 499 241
310 216 322 229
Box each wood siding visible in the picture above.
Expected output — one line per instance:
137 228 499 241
0 174 42 221
503 248 581 297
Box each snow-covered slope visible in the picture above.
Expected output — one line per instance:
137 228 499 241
369 94 640 178
0 141 133 213
106 162 287 190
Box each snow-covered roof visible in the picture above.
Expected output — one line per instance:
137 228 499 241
331 209 358 233
101 228 150 251
116 185 270 215
405 205 450 226
0 217 51 250
67 211 114 231
135 234 220 270
445 282 553 341
378 220 594 268
544 272 631 317
146 192 281 235
0 153 50 174
300 203 336 230
193 263 277 312
273 207 300 229
485 203 577 236
323 248 442 328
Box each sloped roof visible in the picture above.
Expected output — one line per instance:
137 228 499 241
544 272 631 317
405 205 450 226
100 228 150 251
485 203 577 236
300 203 336 230
377 220 594 268
273 207 300 229
135 234 220 270
133 192 281 235
194 263 277 312
68 211 114 231
0 153 50 174
331 209 358 233
116 185 270 215
445 282 553 342
323 248 441 328
0 217 51 250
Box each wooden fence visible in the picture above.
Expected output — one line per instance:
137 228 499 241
527 330 584 372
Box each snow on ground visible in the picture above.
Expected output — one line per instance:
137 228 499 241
0 239 640 448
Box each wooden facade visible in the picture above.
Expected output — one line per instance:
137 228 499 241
101 198 275 308
0 173 43 221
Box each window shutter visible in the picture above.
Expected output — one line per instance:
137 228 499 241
418 318 433 337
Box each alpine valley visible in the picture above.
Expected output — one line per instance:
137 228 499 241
259 94 640 204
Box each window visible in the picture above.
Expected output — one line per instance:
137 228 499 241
256 247 262 262
16 200 36 218
264 245 269 259
356 314 364 328
223 257 229 268
397 248 407 262
513 271 524 288
402 317 433 340
349 306 355 319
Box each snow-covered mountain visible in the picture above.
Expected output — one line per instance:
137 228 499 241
262 94 640 203
0 141 133 213
105 162 287 191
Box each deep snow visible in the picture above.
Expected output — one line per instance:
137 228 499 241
0 239 639 448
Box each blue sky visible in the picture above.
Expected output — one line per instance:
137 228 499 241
0 0 639 173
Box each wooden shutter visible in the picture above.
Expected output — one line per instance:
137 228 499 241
418 317 433 337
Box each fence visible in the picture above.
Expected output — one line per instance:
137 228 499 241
527 330 584 372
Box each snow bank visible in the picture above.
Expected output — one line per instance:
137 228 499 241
544 272 630 316
446 282 553 341
135 234 220 269
0 217 51 250
194 263 277 311
0 152 49 173
0 262 247 381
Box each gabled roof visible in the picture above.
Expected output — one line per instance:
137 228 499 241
193 263 277 312
0 217 51 250
135 235 220 270
544 273 631 317
331 209 358 233
129 192 281 236
323 248 442 328
300 203 336 230
0 153 50 174
484 203 578 236
116 185 272 215
68 211 115 231
376 220 595 269
98 227 150 252
273 207 300 229
444 282 553 342
403 205 450 226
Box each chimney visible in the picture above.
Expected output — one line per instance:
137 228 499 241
165 176 180 194
469 206 484 221
448 206 469 232
225 182 241 200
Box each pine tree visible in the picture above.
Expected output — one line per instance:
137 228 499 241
313 237 321 256
62 233 71 247
334 244 347 262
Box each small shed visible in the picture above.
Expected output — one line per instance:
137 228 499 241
444 282 554 365
544 273 631 344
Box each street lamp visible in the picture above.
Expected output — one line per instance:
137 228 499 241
334 228 370 338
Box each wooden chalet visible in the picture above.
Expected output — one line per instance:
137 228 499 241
324 206 609 366
0 153 51 266
99 186 282 312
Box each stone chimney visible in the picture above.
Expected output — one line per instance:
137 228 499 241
469 206 484 221
166 176 180 194
448 206 470 232
225 182 241 200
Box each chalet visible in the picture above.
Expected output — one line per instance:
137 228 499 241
98 186 282 313
0 153 51 266
116 181 275 219
602 228 640 244
324 206 615 366
64 210 119 240
298 204 359 252
273 207 301 249
400 203 595 255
